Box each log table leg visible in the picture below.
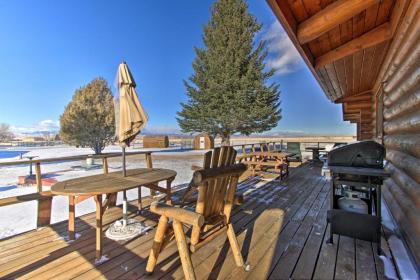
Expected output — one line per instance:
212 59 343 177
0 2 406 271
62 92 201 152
69 196 75 240
94 194 104 261
138 186 143 213
166 178 174 205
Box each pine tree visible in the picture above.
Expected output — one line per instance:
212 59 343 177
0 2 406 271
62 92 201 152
177 0 281 145
60 78 115 154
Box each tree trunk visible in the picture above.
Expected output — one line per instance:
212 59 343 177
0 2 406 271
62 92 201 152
221 133 230 146
93 142 102 154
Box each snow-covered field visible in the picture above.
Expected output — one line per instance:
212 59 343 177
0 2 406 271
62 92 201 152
0 145 205 239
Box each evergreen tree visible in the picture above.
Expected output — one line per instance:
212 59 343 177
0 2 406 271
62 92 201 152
177 0 281 145
60 78 115 154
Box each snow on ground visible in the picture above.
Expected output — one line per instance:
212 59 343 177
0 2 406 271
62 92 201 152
0 144 311 240
0 145 204 239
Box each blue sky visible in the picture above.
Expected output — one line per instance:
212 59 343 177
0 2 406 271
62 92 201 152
0 0 355 136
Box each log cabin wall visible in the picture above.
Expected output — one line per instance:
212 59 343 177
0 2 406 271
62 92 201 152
379 1 420 264
267 0 419 264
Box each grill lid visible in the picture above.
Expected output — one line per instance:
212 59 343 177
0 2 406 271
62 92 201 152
328 141 385 169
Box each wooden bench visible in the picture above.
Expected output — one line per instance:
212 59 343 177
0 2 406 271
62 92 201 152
242 160 289 179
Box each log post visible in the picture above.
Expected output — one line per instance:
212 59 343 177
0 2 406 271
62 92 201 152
145 153 155 196
146 215 169 274
35 162 52 227
173 219 196 280
94 195 103 261
35 162 42 193
102 157 109 174
226 223 245 268
37 196 52 227
68 196 75 240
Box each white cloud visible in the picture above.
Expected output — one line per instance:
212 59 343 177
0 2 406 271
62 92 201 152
11 120 60 135
263 21 304 75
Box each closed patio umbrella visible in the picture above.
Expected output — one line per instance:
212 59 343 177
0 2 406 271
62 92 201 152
115 61 148 176
106 61 150 240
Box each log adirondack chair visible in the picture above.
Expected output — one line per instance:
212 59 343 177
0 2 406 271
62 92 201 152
146 146 249 280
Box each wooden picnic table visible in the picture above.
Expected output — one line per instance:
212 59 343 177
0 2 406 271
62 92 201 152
238 151 294 178
51 168 176 261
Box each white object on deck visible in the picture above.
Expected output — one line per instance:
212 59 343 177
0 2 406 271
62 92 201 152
106 190 152 240
105 219 151 241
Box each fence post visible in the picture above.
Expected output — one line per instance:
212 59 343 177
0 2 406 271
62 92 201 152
35 162 42 193
35 162 52 227
102 157 109 174
280 140 283 152
145 153 156 196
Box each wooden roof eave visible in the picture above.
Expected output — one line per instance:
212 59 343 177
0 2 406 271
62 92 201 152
266 0 333 101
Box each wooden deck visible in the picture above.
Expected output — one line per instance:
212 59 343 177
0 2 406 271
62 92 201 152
0 164 396 279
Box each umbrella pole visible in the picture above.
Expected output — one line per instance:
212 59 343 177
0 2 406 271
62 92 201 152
122 147 126 177
122 190 128 227
122 147 127 227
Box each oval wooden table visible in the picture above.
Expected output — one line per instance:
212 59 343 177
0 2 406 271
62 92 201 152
51 168 177 262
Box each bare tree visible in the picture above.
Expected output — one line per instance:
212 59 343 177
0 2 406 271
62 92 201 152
0 123 14 142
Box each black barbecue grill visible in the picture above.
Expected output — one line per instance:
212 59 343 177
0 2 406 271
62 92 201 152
326 141 389 254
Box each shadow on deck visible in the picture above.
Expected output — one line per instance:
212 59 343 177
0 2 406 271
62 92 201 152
0 164 397 279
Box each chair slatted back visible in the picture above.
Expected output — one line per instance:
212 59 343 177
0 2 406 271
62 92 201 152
191 146 238 244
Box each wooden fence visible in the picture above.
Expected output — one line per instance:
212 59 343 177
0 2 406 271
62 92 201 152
0 151 154 227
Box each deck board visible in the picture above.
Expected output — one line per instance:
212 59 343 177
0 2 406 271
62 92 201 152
0 164 397 279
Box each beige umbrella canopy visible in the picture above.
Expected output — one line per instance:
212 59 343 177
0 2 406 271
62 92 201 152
115 61 148 179
111 62 149 231
116 62 148 147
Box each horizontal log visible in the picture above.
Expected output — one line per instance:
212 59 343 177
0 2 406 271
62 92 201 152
384 69 420 107
384 42 420 94
359 133 373 140
0 191 53 207
297 0 379 44
360 118 375 124
386 149 420 183
150 202 204 227
315 23 391 68
344 108 361 115
384 179 420 231
383 7 420 83
374 0 420 92
345 101 374 110
383 183 420 265
335 92 372 103
384 88 420 120
192 163 247 185
383 110 420 134
389 0 411 36
343 113 360 119
384 134 420 158
385 162 420 208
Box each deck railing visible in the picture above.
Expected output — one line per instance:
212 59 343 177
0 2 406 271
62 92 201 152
0 151 154 227
230 140 347 154
0 140 347 231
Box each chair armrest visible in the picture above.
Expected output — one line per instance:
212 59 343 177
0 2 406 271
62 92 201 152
150 202 204 227
192 163 247 185
191 165 202 171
